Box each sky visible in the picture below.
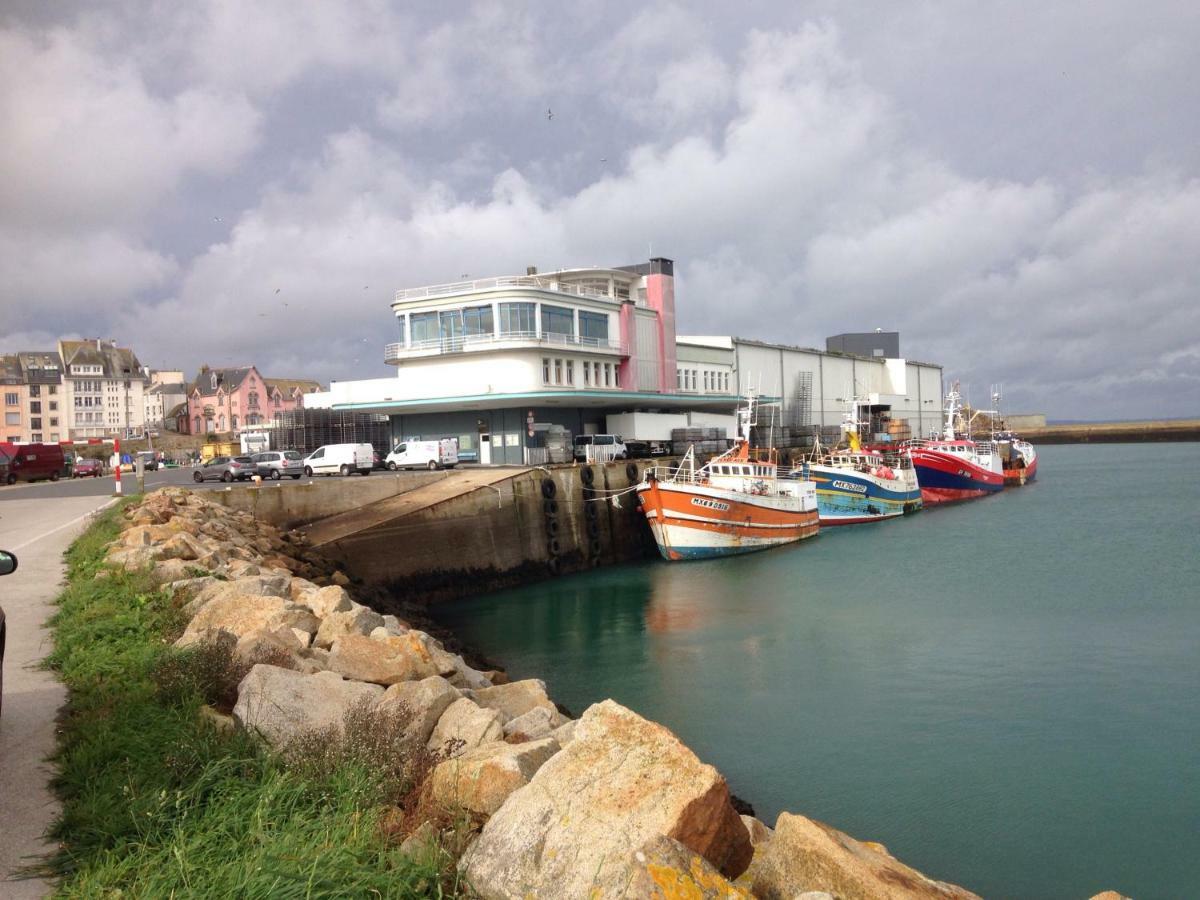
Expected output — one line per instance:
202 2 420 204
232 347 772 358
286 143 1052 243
1 1 1198 420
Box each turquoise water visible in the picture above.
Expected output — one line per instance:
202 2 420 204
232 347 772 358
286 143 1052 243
435 444 1200 899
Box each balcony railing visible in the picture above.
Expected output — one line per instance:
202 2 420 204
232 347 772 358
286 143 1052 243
394 275 629 305
384 330 627 363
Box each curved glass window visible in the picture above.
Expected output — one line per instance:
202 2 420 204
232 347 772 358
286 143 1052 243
500 302 536 335
541 304 574 337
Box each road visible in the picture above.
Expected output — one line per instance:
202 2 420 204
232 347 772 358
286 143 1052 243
0 466 266 502
1 493 117 897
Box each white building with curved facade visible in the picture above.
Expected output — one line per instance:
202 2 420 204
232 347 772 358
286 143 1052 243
307 258 943 463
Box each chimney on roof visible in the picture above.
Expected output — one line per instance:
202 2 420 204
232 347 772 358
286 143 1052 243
526 266 538 275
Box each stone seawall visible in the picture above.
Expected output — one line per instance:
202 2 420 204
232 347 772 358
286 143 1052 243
101 488 1127 899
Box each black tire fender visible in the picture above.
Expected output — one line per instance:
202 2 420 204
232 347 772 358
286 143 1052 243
547 537 561 557
589 537 602 557
580 466 594 486
541 478 557 498
626 462 638 482
545 517 560 537
543 498 558 516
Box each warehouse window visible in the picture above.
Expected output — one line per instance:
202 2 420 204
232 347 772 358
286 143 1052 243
565 360 574 386
4 393 16 405
542 358 551 383
554 359 563 384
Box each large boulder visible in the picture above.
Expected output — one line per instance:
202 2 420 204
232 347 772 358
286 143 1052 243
429 737 559 816
459 699 752 898
744 813 981 900
314 606 385 648
157 532 214 561
299 584 354 618
180 594 319 644
375 675 461 748
327 632 453 686
471 679 563 724
502 706 556 742
233 664 383 747
623 835 754 899
427 698 504 757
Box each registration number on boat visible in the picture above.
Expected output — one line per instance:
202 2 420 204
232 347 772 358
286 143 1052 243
692 497 731 512
831 480 868 493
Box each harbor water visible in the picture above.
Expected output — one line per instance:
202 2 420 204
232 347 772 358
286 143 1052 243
435 443 1200 899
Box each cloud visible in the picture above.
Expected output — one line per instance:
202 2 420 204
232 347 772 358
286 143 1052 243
0 26 261 230
3 6 1197 421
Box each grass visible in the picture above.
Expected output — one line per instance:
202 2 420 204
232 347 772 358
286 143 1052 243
39 500 459 898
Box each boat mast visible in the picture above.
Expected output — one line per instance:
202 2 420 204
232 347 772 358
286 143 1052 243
942 383 962 441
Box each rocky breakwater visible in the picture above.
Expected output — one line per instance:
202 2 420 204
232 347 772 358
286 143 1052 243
106 488 997 898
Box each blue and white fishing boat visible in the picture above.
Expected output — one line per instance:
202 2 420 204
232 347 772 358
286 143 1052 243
792 402 922 525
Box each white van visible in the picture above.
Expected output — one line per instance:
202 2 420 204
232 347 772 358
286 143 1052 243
303 443 374 477
386 439 459 471
572 434 628 462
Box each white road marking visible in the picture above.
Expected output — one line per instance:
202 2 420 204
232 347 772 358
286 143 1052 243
9 498 119 552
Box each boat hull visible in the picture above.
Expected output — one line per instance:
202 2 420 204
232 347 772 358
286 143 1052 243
807 465 922 525
636 480 818 560
908 447 1004 505
1004 450 1038 486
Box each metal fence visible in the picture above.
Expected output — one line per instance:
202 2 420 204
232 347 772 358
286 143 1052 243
268 408 391 454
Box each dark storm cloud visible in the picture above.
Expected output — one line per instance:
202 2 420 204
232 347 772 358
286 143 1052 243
1 2 1197 419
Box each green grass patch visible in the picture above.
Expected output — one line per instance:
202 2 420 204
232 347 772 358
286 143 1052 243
41 501 458 897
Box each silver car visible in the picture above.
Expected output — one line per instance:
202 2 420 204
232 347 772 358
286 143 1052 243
253 450 305 480
192 455 257 483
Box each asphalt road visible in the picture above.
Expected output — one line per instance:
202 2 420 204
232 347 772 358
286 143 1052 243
0 493 117 897
0 466 307 502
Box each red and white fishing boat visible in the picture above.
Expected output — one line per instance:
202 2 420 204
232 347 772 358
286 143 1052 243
636 393 819 560
903 384 1004 505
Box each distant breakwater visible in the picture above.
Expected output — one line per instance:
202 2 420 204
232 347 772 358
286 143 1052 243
1021 419 1200 443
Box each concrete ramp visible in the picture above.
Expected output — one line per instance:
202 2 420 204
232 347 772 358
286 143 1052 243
303 467 525 548
297 461 657 603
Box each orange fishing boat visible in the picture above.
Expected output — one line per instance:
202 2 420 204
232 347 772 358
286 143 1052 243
636 393 819 560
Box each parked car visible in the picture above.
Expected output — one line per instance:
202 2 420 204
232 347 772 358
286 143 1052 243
372 449 386 470
136 451 160 471
303 444 374 477
192 455 258 482
0 442 66 485
1 550 16 717
572 434 628 462
253 450 305 480
385 439 459 471
72 458 103 478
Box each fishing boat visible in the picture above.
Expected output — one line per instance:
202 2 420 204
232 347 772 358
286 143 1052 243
903 384 1004 505
636 392 818 560
995 431 1039 485
797 404 922 524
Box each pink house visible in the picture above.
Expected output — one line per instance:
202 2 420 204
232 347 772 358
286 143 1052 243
185 366 321 435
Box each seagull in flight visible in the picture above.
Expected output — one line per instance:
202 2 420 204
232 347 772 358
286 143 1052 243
546 108 553 121
213 216 222 222
274 288 281 294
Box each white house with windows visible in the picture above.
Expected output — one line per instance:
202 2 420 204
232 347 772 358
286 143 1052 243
306 257 945 464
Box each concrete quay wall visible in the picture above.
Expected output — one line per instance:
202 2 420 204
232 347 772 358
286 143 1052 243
1021 419 1200 443
206 471 445 530
302 461 661 603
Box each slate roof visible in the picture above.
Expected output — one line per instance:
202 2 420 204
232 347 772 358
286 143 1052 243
59 340 144 378
189 366 255 396
264 377 324 396
0 354 22 385
17 351 65 384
